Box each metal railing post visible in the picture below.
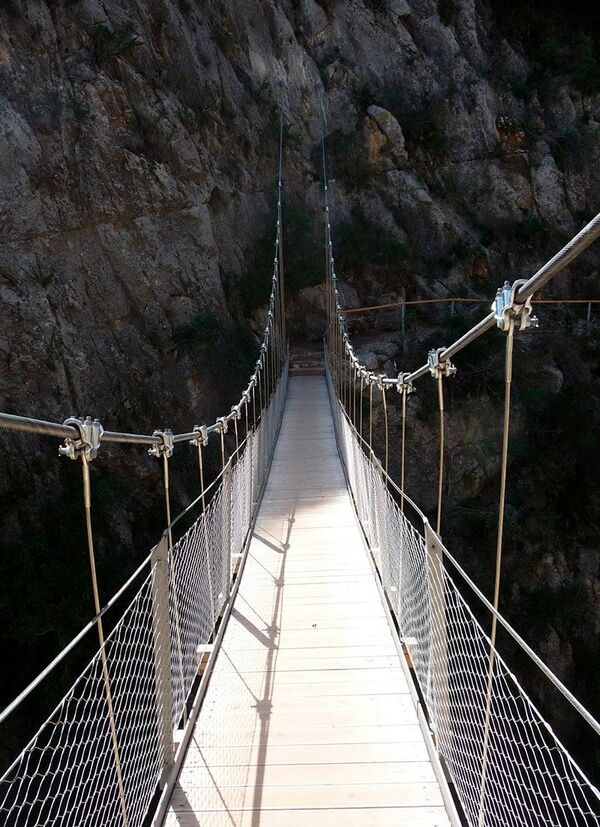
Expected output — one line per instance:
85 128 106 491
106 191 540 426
424 520 450 756
150 534 175 787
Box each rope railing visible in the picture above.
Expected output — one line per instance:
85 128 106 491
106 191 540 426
319 95 600 826
0 91 290 827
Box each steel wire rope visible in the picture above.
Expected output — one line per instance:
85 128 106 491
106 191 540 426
477 317 516 826
400 384 408 513
80 454 130 826
381 382 389 477
436 373 445 536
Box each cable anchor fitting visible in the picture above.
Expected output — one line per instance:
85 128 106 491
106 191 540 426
216 416 229 434
427 348 457 379
396 373 414 395
230 404 242 420
149 429 174 459
493 279 539 332
59 416 103 461
191 425 209 448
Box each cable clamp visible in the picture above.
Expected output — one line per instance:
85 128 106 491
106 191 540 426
230 404 242 420
149 429 174 459
493 279 538 332
59 416 103 461
191 425 209 447
427 348 457 379
396 373 414 394
216 416 229 434
375 374 384 391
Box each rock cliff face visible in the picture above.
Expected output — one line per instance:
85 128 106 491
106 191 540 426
0 0 599 772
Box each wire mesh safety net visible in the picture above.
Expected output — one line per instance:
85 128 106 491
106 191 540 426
0 367 288 827
327 364 600 827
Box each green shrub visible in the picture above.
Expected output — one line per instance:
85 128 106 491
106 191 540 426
510 78 534 102
404 106 446 153
336 205 417 291
450 236 479 265
66 90 90 124
175 310 258 394
572 34 600 94
512 208 555 249
91 21 139 63
177 106 205 132
488 0 600 93
283 122 303 150
552 122 600 170
438 0 456 26
213 24 236 58
536 29 568 73
24 255 55 288
46 330 64 370
326 129 377 191
238 199 321 311
353 83 374 112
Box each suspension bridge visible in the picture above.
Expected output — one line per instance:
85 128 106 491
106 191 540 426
1 104 600 827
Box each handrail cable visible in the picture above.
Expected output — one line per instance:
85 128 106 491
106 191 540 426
0 91 288 451
0 551 155 726
335 380 600 740
343 296 600 315
319 104 600 817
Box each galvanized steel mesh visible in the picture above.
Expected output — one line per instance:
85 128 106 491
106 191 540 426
327 362 600 827
0 366 288 827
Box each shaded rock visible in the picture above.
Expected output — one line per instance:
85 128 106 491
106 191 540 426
367 104 408 166
388 0 411 21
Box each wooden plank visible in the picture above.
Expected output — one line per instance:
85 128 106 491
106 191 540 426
165 807 450 826
169 781 445 811
176 760 438 788
189 724 424 746
179 741 432 768
220 693 412 713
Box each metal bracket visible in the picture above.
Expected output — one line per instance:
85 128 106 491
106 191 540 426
216 416 228 434
493 279 539 332
149 429 174 459
59 416 103 461
396 372 415 395
230 404 242 420
427 348 457 380
191 425 209 448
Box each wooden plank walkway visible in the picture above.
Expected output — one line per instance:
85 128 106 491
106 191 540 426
164 375 452 826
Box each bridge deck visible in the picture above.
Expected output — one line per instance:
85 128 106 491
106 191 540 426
164 375 451 826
